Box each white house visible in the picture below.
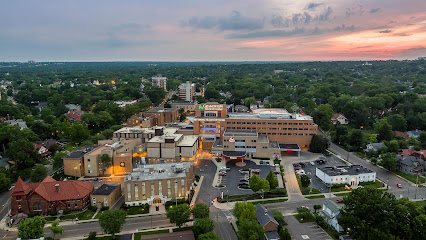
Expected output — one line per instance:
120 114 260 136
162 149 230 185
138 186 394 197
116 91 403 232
331 113 348 125
316 165 376 186
365 142 386 152
320 200 344 232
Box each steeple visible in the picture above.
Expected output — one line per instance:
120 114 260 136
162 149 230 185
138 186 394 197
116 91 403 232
10 177 31 196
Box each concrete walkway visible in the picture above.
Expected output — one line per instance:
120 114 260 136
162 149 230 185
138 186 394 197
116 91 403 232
211 157 226 188
190 176 204 207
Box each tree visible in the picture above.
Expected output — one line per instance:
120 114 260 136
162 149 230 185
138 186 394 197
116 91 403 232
297 207 311 219
315 104 334 131
300 175 310 188
266 171 278 190
86 231 97 240
166 203 191 228
244 97 256 107
145 86 166 105
98 210 127 239
193 218 215 237
233 202 256 221
6 138 41 169
249 174 261 192
48 220 64 240
0 172 11 192
272 210 287 226
339 188 397 240
313 205 321 213
309 135 330 153
237 219 265 240
52 152 67 169
279 228 291 240
369 134 378 143
192 203 210 219
18 216 46 239
379 152 397 171
198 231 220 240
260 179 270 192
69 121 90 143
348 129 364 151
374 119 393 141
387 114 407 132
333 125 348 146
30 164 48 182
100 154 112 176
386 140 400 153
418 132 426 149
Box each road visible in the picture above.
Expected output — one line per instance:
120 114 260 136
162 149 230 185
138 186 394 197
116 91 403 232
0 190 11 222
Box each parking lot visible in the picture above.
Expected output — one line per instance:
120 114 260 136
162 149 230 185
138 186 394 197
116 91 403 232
293 155 347 193
286 215 333 240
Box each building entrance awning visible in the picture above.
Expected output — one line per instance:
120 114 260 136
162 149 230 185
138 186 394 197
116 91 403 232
220 151 246 159
279 144 301 152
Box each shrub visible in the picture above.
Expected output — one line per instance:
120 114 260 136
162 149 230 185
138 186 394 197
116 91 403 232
101 206 109 211
63 209 72 215
86 231 97 240
88 206 97 212
28 212 40 218
195 174 200 182
50 210 57 216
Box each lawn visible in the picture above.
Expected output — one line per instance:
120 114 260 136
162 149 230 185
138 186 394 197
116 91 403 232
134 230 169 240
44 216 57 222
294 213 315 223
250 199 288 204
95 236 120 240
334 192 350 196
60 210 96 221
359 180 383 189
125 206 149 215
306 195 325 199
394 171 426 184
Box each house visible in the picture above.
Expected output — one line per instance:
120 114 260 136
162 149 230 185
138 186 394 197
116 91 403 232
4 119 27 130
66 109 83 123
395 131 409 141
316 165 376 186
91 184 122 208
408 130 422 139
65 104 81 112
397 155 424 176
331 114 348 125
255 204 280 240
320 200 344 232
10 176 94 217
365 143 386 152
37 102 48 111
401 149 426 160
33 143 52 158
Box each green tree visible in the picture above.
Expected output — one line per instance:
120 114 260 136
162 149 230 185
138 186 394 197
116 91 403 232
102 129 114 139
100 154 112 176
379 152 397 171
315 104 334 131
166 203 191 228
260 179 270 192
30 164 48 182
145 86 166 105
6 138 41 169
333 125 348 146
348 130 364 151
279 228 291 240
0 173 11 192
249 174 262 192
418 132 426 149
193 218 215 237
297 207 311 219
192 203 210 219
198 231 220 240
237 219 265 240
309 135 330 153
69 121 90 143
313 205 321 213
86 231 97 240
272 210 287 226
52 152 67 169
266 171 278 190
386 140 400 153
18 216 46 239
374 119 394 141
233 202 256 221
244 97 256 107
387 114 407 132
300 175 310 188
369 134 378 143
48 220 64 240
98 210 127 239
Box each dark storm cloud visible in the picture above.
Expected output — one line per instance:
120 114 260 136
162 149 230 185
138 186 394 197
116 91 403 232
183 11 263 31
370 8 381 14
305 3 323 10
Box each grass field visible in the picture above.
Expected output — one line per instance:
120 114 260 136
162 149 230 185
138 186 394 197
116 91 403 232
306 195 325 199
60 210 96 221
394 171 426 184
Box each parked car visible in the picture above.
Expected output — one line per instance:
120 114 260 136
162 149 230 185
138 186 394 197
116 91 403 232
251 169 260 174
316 160 325 164
218 172 227 176
397 183 402 188
293 164 301 170
336 199 343 203
265 162 270 165
310 162 315 166
295 169 305 175
299 163 306 168
323 152 331 157
8 184 15 191
240 179 249 183
259 161 264 165
297 206 309 210
220 167 231 171
273 171 280 174
239 182 249 186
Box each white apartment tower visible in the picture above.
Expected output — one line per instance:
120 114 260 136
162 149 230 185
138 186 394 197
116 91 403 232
178 81 196 101
152 74 167 91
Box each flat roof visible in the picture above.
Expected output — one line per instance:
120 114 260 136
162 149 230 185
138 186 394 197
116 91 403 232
318 165 374 176
222 151 246 157
92 184 119 196
63 145 99 159
114 126 178 135
279 144 300 150
227 108 313 121
177 135 199 147
223 129 257 137
147 107 177 113
127 162 193 181
148 134 183 143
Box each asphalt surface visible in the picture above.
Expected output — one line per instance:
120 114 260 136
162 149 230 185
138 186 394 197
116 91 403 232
286 215 333 240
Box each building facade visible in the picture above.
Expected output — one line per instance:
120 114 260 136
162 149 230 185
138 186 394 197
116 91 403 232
143 107 179 126
124 162 193 205
170 100 197 112
10 176 93 217
91 184 122 208
316 165 376 186
320 200 344 232
178 81 196 101
124 113 151 128
151 74 167 91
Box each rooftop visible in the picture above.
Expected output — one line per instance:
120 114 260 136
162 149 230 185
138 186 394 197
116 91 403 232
127 162 193 181
223 129 258 137
148 134 183 143
279 143 300 150
255 204 279 226
177 135 199 147
92 184 119 196
63 145 99 159
147 107 178 113
318 165 374 176
227 108 313 120
323 199 341 214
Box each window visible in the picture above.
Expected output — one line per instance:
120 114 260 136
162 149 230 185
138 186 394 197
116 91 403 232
251 140 256 143
75 203 78 208
88 170 93 174
120 162 125 167
87 164 91 168
127 184 131 192
33 202 42 211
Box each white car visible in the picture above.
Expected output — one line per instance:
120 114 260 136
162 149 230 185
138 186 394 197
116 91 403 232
220 167 231 171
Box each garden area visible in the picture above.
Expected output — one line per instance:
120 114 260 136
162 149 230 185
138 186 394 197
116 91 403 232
217 188 287 203
296 174 321 195
122 203 149 215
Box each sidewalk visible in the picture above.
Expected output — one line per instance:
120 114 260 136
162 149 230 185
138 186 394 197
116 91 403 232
211 157 226 189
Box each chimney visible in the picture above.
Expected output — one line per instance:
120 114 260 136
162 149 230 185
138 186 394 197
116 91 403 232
264 208 268 215
55 184 60 192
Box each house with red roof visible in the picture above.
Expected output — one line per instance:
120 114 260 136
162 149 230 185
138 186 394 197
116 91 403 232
10 176 94 217
331 113 348 125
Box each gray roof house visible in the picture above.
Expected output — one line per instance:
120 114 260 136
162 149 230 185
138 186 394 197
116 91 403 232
365 142 386 152
255 204 280 240
320 200 344 232
408 130 422 139
397 155 424 176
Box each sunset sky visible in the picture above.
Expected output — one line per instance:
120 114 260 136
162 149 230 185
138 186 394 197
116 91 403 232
1 0 426 61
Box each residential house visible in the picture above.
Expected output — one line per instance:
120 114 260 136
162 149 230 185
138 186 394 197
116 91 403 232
365 143 386 152
320 200 344 232
4 119 27 130
408 130 422 139
395 131 409 141
401 149 426 161
331 114 349 125
66 109 83 123
397 155 424 176
10 176 94 217
91 184 122 208
255 204 280 240
33 143 52 159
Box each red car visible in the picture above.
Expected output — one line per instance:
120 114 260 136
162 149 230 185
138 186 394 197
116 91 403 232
218 172 227 176
336 199 343 203
251 170 260 174
397 184 402 188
